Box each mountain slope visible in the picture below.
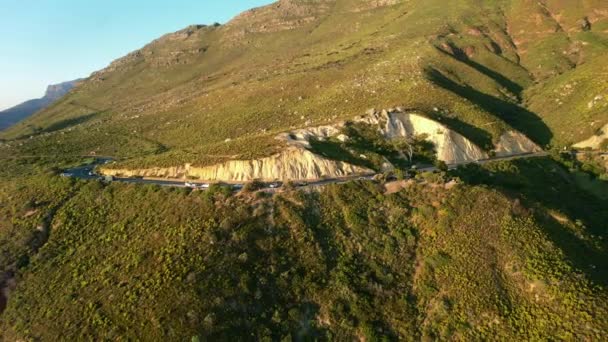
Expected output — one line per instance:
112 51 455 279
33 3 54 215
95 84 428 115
1 1 608 340
0 80 81 131
0 157 606 340
1 0 606 172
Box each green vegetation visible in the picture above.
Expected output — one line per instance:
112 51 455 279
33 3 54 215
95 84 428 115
1 0 605 170
309 122 436 171
1 0 608 340
0 156 606 340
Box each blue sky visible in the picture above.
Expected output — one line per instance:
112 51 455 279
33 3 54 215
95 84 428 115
0 0 273 110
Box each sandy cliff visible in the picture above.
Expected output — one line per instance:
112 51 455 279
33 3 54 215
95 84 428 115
101 147 372 182
101 108 542 181
359 110 489 164
495 130 543 157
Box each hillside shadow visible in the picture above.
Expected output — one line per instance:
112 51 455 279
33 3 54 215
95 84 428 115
435 45 524 99
453 158 608 287
425 67 552 147
40 112 99 134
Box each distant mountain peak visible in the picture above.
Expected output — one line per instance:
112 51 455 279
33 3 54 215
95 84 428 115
0 79 82 131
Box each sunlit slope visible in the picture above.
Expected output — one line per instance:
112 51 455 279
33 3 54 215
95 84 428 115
1 0 607 166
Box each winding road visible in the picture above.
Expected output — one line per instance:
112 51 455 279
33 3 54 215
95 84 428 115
63 151 550 190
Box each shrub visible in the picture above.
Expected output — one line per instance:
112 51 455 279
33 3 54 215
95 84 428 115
243 180 264 192
435 160 448 172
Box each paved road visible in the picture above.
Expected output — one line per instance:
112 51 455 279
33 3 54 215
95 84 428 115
63 151 550 190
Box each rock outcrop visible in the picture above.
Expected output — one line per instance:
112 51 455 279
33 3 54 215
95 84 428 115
276 124 342 148
495 131 543 157
101 147 372 182
101 107 543 181
573 123 608 149
359 110 488 164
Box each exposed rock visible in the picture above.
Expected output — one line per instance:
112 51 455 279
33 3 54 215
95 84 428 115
276 124 343 148
578 17 592 31
573 123 608 149
364 111 488 164
101 147 372 182
494 131 542 157
100 107 542 181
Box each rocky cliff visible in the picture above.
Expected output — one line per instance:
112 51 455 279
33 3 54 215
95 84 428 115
100 107 542 181
495 130 543 157
101 146 372 181
358 109 488 164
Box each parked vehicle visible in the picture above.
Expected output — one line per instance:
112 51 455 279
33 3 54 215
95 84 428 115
269 182 282 189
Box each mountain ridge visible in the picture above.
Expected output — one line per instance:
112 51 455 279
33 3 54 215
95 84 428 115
0 79 82 131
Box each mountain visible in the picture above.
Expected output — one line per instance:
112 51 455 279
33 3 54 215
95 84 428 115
1 0 606 177
0 1 607 340
0 80 82 131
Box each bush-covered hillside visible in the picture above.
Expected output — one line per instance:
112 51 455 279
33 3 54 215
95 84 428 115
1 0 608 340
0 155 606 340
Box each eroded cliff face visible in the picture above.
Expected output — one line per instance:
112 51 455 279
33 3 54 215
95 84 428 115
101 147 372 182
100 108 542 181
358 110 488 164
385 112 489 164
495 131 543 157
574 123 608 149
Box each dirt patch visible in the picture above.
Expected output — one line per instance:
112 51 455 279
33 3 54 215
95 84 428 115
23 209 38 218
384 180 415 194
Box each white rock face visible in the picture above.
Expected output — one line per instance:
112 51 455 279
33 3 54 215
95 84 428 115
276 124 342 148
100 108 543 181
101 147 372 182
495 131 542 157
377 112 488 164
573 123 608 149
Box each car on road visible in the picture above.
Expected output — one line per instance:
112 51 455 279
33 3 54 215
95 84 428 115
268 182 282 189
